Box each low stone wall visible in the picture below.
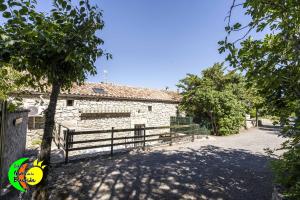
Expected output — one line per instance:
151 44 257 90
0 110 29 189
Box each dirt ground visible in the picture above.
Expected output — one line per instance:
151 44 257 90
47 123 286 200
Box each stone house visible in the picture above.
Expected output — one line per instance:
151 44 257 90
17 83 181 149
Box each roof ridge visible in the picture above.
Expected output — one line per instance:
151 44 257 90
18 82 181 103
83 82 178 93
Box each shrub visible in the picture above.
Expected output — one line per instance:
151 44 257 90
271 120 300 200
177 63 249 136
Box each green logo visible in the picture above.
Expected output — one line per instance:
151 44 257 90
8 158 46 192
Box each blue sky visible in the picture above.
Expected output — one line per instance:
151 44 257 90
36 0 251 90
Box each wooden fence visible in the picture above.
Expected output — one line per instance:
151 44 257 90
53 124 208 164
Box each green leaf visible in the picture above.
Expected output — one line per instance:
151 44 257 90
80 7 85 13
233 23 242 30
79 1 85 6
66 5 71 11
70 9 76 16
1 68 8 76
3 12 11 18
0 4 7 11
57 0 64 5
218 41 225 45
8 1 22 7
19 7 29 15
225 26 230 31
62 1 67 8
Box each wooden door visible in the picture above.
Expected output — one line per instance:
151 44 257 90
134 124 145 147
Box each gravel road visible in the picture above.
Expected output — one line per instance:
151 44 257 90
48 124 286 200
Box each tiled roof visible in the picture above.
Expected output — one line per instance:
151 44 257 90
24 83 181 103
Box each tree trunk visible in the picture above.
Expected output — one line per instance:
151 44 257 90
33 81 61 200
208 112 218 135
255 107 258 127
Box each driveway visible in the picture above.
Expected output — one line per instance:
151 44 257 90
48 124 286 200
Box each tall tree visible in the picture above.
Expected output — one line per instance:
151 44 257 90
219 0 300 120
219 1 300 198
178 63 252 136
0 0 110 199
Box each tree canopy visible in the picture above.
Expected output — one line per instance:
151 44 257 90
178 63 254 136
1 0 110 89
0 0 109 199
219 0 300 119
220 1 300 198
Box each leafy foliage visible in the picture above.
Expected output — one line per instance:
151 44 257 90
178 63 251 136
220 1 300 198
219 0 300 119
1 0 110 89
0 65 23 100
271 134 300 200
0 0 109 199
0 65 25 111
268 118 300 200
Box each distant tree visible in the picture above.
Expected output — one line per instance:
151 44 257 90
219 1 300 198
0 0 110 199
177 63 254 135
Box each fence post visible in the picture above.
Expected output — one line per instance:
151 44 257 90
69 129 75 149
111 127 114 157
143 126 146 151
63 130 66 148
170 131 173 146
58 124 61 149
192 128 195 142
64 129 70 164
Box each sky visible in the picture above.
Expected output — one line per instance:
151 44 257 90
35 0 252 90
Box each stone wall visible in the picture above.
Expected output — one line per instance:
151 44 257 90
23 97 178 151
0 110 29 188
245 119 256 129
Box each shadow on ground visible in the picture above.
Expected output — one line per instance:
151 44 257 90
48 145 273 200
258 124 282 134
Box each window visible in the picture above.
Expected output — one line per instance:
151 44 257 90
148 106 152 112
92 87 106 94
28 116 45 130
66 100 74 106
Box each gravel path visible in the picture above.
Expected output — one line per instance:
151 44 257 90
48 124 286 200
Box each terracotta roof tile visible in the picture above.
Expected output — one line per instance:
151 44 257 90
23 82 181 103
